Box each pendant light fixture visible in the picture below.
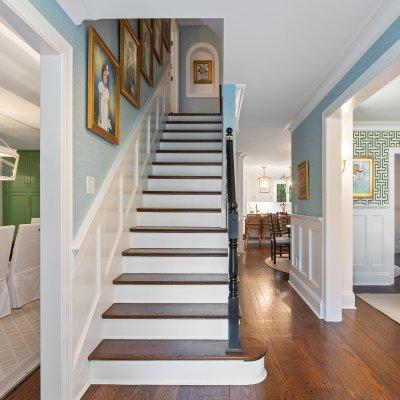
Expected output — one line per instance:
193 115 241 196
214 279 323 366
281 166 292 193
0 138 19 181
258 166 272 193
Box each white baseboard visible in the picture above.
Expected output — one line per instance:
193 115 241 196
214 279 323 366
353 272 394 286
342 290 356 309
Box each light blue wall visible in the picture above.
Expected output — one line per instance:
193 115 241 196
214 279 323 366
292 16 400 217
27 0 169 233
179 24 222 113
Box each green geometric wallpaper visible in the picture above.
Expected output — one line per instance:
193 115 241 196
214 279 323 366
353 130 400 206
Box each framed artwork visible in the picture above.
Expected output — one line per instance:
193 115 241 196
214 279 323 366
162 19 171 53
119 19 140 109
297 161 309 200
87 26 120 144
140 19 153 86
193 60 213 84
353 157 374 199
152 19 163 65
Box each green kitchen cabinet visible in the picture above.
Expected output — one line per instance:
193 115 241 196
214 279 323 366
2 151 40 227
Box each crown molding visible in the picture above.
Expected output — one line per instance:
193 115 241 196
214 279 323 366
285 0 400 133
56 0 92 24
353 121 400 130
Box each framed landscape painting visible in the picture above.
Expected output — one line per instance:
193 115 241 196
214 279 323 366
87 26 120 144
119 19 140 109
297 160 309 200
194 60 213 84
162 19 171 52
152 19 163 65
140 19 153 86
353 157 374 199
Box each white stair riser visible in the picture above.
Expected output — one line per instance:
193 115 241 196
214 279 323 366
137 212 221 227
152 165 222 176
159 142 222 151
114 284 228 303
163 132 222 140
143 194 221 208
103 319 228 340
123 256 228 273
148 179 221 191
90 359 267 385
165 123 221 130
130 232 227 248
167 115 222 122
156 153 222 162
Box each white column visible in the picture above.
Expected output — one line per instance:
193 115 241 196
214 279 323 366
236 152 247 253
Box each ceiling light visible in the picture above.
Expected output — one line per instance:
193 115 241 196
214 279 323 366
258 166 272 193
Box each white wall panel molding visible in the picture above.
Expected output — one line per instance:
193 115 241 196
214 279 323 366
353 207 394 285
71 70 171 398
289 215 323 318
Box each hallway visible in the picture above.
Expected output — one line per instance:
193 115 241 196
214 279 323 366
5 246 400 399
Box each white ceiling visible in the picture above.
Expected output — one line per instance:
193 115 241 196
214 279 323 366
0 20 40 150
56 0 400 167
354 74 400 123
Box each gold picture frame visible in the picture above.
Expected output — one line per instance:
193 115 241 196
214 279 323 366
87 26 120 144
193 60 213 84
140 19 154 86
119 19 141 109
298 160 310 200
162 19 171 53
353 157 374 199
152 19 163 65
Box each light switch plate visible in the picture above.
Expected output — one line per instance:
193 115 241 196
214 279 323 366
87 176 95 194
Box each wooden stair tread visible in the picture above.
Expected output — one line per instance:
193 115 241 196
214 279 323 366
169 112 221 116
165 121 221 124
156 150 222 153
163 130 222 133
113 273 228 285
160 139 221 143
121 248 228 257
88 337 267 362
152 162 222 166
142 190 222 195
130 226 227 233
147 175 221 179
136 207 221 212
102 303 230 319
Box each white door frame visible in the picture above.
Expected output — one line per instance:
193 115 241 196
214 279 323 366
170 19 179 112
322 39 400 321
0 1 73 398
389 147 400 261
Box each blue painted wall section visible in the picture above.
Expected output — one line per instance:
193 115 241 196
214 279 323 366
179 24 222 113
292 16 400 217
222 84 237 140
27 0 170 233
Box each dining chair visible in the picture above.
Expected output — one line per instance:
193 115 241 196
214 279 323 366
31 218 40 224
244 214 262 247
268 214 290 264
0 225 15 318
7 223 40 308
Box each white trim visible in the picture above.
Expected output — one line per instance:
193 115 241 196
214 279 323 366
0 1 74 398
285 0 400 132
290 214 322 222
342 290 356 309
55 0 90 24
73 66 171 251
235 84 245 120
354 121 400 130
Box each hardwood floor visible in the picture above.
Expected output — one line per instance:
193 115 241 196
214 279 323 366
2 368 40 400
6 247 400 399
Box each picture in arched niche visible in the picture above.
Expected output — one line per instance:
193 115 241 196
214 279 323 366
193 60 212 84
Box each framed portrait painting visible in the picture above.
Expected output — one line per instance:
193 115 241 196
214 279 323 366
140 19 153 86
297 160 309 200
152 19 163 65
87 26 120 144
353 157 374 199
119 19 140 109
162 19 171 53
193 60 213 84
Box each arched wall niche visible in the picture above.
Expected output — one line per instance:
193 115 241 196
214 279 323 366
185 42 220 98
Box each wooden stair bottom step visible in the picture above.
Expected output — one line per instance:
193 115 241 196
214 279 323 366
102 303 233 319
121 248 228 257
88 337 267 361
130 226 228 233
113 273 229 285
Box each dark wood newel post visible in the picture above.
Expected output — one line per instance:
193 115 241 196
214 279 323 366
226 127 242 353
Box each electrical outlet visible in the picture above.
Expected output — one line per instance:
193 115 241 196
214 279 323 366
87 176 95 194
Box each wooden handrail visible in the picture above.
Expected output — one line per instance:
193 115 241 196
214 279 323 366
225 127 241 352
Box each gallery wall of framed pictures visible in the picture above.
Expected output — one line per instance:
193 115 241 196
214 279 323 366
87 19 171 145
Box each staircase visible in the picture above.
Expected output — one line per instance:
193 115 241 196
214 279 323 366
88 113 267 385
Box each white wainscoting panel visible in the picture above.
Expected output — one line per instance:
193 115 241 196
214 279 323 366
71 68 171 399
290 215 323 318
353 207 394 285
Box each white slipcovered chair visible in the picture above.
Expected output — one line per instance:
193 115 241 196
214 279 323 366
7 223 40 308
0 225 15 318
31 218 40 224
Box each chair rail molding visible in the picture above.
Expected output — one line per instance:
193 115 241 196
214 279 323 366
290 214 323 318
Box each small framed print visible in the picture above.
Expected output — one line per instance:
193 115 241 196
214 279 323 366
87 26 120 144
193 60 213 84
353 157 374 199
297 160 310 200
